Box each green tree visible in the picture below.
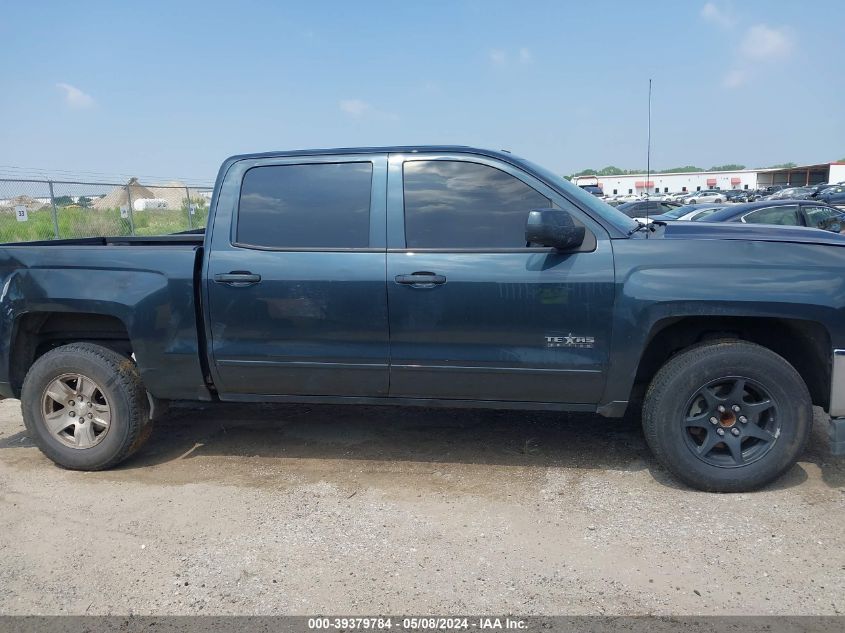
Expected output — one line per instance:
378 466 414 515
571 168 598 178
759 162 797 169
710 164 746 171
662 165 704 173
52 196 74 207
597 166 625 176
77 196 91 208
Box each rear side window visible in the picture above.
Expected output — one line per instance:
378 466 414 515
403 160 551 248
804 206 843 232
741 205 801 226
237 162 372 248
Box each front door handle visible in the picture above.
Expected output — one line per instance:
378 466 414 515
394 272 447 287
213 271 262 287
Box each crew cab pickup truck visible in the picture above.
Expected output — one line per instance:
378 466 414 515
1 146 844 492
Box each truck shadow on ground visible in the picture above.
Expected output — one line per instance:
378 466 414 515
2 403 840 491
123 403 840 491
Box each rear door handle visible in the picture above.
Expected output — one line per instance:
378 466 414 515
394 272 447 287
213 271 262 287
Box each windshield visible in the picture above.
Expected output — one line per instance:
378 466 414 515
516 158 639 235
689 207 726 220
660 204 700 219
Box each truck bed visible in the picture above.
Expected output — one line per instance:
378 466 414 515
0 239 209 401
0 232 205 247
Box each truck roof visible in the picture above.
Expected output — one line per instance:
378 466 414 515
215 145 640 238
224 145 515 163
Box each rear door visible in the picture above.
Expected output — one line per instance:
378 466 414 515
385 152 615 404
205 154 389 398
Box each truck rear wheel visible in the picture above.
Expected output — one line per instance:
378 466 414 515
642 340 811 492
21 343 151 470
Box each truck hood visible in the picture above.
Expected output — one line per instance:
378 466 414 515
658 221 845 247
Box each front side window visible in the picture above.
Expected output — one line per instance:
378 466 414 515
403 160 550 248
741 205 801 226
237 162 372 248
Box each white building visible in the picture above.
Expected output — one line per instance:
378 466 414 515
597 169 756 196
594 161 845 196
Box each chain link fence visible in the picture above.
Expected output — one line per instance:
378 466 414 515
0 178 213 243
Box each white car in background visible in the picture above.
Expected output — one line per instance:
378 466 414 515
683 190 725 204
668 191 691 202
633 203 727 224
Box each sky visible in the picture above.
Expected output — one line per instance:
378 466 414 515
1 0 843 184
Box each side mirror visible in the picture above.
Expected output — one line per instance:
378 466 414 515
525 209 585 250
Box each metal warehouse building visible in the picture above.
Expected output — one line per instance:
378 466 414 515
595 161 845 196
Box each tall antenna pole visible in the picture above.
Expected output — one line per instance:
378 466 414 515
645 78 652 235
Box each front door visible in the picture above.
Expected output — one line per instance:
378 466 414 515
205 154 389 398
385 153 615 404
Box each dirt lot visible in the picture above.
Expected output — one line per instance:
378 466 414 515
0 398 842 616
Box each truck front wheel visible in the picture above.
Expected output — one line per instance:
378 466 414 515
642 340 811 492
21 343 151 470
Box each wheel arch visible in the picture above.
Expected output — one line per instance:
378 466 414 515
8 311 132 398
632 315 830 410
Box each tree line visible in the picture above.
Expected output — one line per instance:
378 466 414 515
568 162 816 179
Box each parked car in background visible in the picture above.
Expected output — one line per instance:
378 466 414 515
648 203 727 222
816 185 845 207
749 185 790 201
683 190 725 204
581 185 604 197
666 191 690 202
724 190 748 203
616 200 681 220
698 200 845 233
769 186 816 200
683 206 727 221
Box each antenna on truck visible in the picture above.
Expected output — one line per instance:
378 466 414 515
645 78 652 237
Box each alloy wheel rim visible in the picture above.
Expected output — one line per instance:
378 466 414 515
682 376 781 468
40 373 111 449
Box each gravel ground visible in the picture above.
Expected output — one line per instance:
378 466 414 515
0 398 842 616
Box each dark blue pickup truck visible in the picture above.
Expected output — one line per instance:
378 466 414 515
1 146 844 491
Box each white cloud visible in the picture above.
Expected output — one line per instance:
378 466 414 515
489 49 507 65
740 24 794 60
489 48 532 66
339 99 371 117
56 82 94 109
338 98 398 122
722 68 745 88
700 2 737 29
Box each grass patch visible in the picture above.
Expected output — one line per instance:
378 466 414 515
0 203 208 242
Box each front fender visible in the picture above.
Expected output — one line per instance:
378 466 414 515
601 238 845 408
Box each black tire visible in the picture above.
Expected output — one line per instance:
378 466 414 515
642 340 811 492
714 198 723 203
21 343 151 470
